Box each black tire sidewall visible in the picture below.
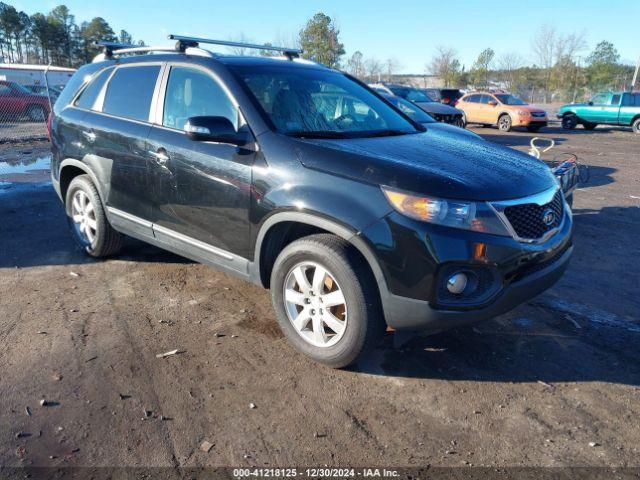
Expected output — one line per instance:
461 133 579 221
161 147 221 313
633 119 640 134
65 175 110 257
270 238 373 367
562 115 577 130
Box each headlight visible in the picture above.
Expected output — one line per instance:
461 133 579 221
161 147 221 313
382 186 510 236
516 110 530 116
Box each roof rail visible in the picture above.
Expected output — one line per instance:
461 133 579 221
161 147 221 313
168 34 303 60
94 41 136 57
92 43 216 63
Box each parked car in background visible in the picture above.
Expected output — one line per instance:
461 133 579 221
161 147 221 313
0 80 51 122
425 88 464 106
370 82 465 127
381 93 481 141
558 91 640 134
457 92 548 132
25 85 61 103
50 37 572 368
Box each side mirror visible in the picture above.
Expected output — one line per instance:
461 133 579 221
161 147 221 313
488 100 497 106
184 116 246 145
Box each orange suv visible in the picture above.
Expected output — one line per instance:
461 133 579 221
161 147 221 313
457 92 548 132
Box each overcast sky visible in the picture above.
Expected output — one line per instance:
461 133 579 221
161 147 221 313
15 0 639 72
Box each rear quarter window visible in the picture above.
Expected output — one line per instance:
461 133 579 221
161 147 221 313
75 67 114 110
102 65 160 122
53 62 108 115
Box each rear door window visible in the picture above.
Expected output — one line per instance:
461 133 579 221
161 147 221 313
610 94 621 106
103 65 160 122
75 67 113 110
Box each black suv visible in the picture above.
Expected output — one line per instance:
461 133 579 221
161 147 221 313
50 38 573 368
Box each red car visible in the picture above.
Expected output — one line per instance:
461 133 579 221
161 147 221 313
0 80 51 122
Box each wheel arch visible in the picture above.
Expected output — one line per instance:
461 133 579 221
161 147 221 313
59 159 104 204
252 211 388 297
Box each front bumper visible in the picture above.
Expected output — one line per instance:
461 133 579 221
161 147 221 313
360 204 573 332
381 244 572 332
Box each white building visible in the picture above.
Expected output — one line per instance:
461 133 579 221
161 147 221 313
0 63 76 88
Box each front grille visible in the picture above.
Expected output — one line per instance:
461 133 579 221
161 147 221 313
503 190 564 240
531 111 546 118
432 114 461 125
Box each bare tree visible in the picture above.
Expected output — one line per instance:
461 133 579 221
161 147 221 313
346 50 366 78
498 52 526 91
226 32 257 56
531 25 556 102
364 57 383 82
428 46 461 87
384 57 401 81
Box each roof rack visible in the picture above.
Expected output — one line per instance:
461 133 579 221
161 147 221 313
168 34 303 60
95 41 136 57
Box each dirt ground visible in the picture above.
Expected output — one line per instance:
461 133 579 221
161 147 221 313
0 124 639 473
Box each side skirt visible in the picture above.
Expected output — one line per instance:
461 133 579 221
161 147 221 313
106 207 256 284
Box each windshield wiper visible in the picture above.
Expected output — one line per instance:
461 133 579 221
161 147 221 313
366 129 413 138
286 130 349 139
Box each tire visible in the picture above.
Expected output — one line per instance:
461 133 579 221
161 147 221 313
632 118 640 134
270 234 385 368
498 114 512 132
26 104 46 122
583 122 598 130
454 115 466 129
65 174 123 257
526 125 542 133
562 114 577 130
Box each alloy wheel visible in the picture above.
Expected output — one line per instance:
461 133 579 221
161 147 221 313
283 261 348 348
71 190 97 245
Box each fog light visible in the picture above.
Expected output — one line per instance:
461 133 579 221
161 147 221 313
446 273 468 294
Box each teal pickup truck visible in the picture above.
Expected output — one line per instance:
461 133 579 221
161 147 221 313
557 91 640 134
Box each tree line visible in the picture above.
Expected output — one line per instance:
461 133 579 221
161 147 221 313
0 2 142 67
0 4 634 102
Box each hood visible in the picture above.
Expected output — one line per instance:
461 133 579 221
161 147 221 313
426 122 483 141
560 103 587 110
413 101 462 115
293 131 556 201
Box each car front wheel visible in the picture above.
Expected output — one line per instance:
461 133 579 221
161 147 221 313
65 175 123 257
498 114 512 132
270 234 385 368
632 118 640 134
562 114 577 130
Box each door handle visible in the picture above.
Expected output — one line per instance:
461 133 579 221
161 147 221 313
148 150 170 167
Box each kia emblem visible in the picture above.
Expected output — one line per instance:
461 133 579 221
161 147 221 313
542 209 556 226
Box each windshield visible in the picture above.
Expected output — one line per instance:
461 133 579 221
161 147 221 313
388 96 435 123
233 66 418 138
494 94 527 105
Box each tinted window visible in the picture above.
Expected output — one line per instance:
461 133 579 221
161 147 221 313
635 94 640 106
466 95 480 103
610 94 621 106
479 95 493 104
163 66 237 130
405 89 433 102
392 96 435 123
75 67 113 110
103 66 160 121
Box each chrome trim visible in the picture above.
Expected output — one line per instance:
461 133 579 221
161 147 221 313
489 186 564 244
152 224 234 260
107 207 153 229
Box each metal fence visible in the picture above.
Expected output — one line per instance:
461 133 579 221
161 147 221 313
0 71 57 144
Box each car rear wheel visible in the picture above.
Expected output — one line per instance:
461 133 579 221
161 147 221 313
498 114 512 132
583 122 598 130
270 234 385 368
632 118 640 134
65 175 123 257
562 114 577 130
26 105 46 122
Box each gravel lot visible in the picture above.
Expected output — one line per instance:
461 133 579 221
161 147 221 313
0 125 639 473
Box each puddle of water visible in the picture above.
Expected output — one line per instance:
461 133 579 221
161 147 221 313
0 155 51 184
